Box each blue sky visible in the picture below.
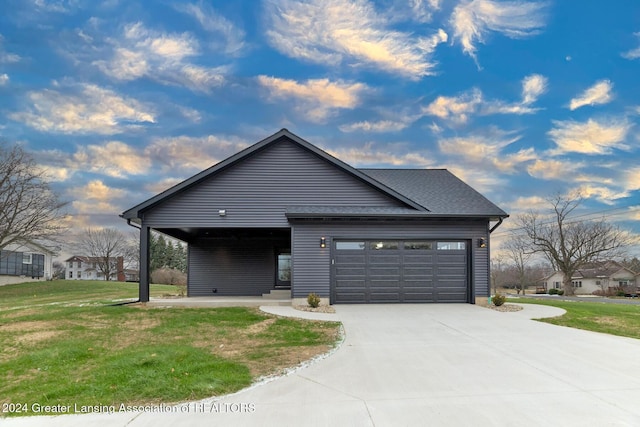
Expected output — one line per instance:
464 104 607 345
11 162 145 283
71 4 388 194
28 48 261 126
0 0 639 255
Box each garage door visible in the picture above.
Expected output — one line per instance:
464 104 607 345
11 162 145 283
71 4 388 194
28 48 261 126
332 240 468 303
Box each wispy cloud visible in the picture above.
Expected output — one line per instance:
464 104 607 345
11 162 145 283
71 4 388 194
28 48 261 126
327 143 435 167
0 73 8 85
569 79 614 110
621 32 640 59
547 118 632 155
339 119 412 133
264 0 448 79
257 76 369 122
73 141 152 177
146 135 249 172
0 34 21 63
527 158 583 180
438 127 525 172
423 74 546 124
93 22 228 93
9 83 155 135
450 0 548 65
174 1 246 56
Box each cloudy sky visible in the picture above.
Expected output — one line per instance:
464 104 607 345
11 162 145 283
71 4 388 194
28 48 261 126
1 0 639 255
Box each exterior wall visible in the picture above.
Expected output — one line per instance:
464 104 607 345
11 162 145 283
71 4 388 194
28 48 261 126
188 238 280 296
290 220 489 302
0 242 53 286
542 269 637 295
66 257 123 281
142 139 405 229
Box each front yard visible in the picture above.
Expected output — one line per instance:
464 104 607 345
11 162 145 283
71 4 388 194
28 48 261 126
509 298 640 339
0 280 341 417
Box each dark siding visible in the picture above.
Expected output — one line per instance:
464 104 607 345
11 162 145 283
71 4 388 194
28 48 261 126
291 221 489 300
188 239 276 296
143 139 404 228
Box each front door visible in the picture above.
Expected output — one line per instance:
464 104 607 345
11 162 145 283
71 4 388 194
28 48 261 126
276 249 291 288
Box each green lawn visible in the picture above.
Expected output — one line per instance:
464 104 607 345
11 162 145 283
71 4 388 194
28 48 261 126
509 298 640 339
0 280 341 417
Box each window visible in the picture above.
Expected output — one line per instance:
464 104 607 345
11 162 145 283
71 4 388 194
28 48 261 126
572 281 582 288
69 271 73 278
336 241 365 250
404 241 433 250
554 282 561 289
619 280 629 287
437 242 466 250
370 241 398 250
77 261 82 268
22 253 32 264
78 271 82 279
68 261 73 268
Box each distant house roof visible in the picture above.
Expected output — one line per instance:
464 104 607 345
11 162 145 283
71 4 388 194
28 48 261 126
573 261 637 279
122 129 508 222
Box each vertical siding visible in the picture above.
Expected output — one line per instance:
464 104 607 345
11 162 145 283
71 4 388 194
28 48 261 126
143 139 404 228
291 220 490 301
188 239 277 296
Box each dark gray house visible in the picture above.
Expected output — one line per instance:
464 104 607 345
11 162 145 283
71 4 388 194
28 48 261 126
122 129 508 305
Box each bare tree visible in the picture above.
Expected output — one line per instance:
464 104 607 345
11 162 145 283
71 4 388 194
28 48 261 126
519 194 627 296
77 228 126 281
503 233 533 295
0 142 68 250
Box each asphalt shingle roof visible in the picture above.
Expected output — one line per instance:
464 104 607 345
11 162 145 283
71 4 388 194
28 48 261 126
359 169 508 217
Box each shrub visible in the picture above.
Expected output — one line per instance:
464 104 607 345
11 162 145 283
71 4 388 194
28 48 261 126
616 290 626 297
548 288 559 295
151 268 187 286
307 293 321 308
492 293 506 307
558 289 564 296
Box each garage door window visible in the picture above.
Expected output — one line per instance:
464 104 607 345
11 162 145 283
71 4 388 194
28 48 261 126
370 241 399 250
336 241 365 250
437 242 466 250
404 241 433 250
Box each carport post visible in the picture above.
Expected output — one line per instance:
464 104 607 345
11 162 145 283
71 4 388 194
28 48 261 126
139 225 150 302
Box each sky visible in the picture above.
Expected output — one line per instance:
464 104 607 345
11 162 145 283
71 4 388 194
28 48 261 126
0 0 639 258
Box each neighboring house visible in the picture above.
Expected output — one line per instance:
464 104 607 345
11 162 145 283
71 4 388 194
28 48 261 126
122 129 509 305
0 240 54 286
540 261 638 295
65 256 126 281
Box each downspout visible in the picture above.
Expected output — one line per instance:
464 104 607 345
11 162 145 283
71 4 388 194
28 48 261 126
489 217 504 234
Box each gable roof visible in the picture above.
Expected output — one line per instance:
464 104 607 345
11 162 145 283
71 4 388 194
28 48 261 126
122 129 509 221
122 129 425 221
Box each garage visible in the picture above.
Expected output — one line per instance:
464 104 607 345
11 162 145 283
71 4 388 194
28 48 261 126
332 240 468 303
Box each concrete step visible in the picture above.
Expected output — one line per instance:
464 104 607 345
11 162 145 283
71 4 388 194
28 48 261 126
262 289 291 299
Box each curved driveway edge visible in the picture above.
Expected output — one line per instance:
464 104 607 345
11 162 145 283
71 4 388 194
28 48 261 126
4 303 640 426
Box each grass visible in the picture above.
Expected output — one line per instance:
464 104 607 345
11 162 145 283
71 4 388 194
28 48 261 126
508 297 640 340
0 280 341 417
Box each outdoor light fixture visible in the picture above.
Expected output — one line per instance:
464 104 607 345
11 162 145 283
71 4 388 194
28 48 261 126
478 238 487 248
218 209 226 217
320 237 326 248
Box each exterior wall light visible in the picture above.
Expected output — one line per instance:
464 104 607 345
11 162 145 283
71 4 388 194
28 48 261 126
478 238 487 248
218 209 226 217
320 237 326 248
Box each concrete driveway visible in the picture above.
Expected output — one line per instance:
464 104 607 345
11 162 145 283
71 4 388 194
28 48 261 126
5 304 640 426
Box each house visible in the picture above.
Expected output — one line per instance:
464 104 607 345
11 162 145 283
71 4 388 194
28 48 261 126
65 256 126 281
541 261 638 295
0 240 54 286
122 129 509 305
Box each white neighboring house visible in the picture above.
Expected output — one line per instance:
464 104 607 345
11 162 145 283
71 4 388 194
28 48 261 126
541 261 638 295
0 240 55 286
65 256 125 281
